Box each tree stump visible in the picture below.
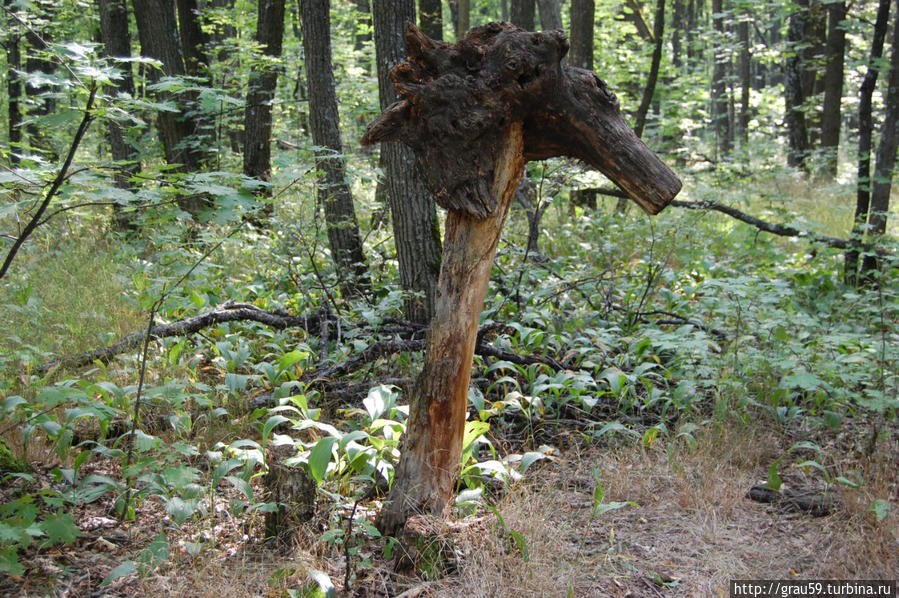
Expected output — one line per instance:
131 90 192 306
263 461 316 544
362 22 682 534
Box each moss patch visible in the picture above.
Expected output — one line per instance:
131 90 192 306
0 437 28 473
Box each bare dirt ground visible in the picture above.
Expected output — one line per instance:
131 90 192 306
3 420 897 597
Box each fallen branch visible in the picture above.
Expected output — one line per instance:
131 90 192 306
35 301 568 380
35 301 327 375
586 187 890 255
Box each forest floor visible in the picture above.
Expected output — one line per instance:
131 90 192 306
3 416 897 598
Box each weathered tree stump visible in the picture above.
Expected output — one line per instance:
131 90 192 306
263 461 316 544
362 22 682 534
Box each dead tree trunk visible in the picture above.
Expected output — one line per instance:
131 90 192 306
362 23 681 534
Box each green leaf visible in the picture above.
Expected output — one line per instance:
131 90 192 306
101 560 136 587
642 426 660 448
868 499 891 522
39 512 80 546
2 396 27 415
519 451 546 473
278 350 308 374
765 458 783 492
306 437 338 484
225 475 254 500
262 415 290 446
0 546 24 576
138 533 169 570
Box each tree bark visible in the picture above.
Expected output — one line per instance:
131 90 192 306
23 3 57 159
569 0 595 70
671 0 683 68
97 0 142 228
363 23 681 533
510 0 536 30
711 0 731 157
860 0 899 275
844 0 891 284
176 0 210 78
375 123 526 535
133 0 209 212
457 0 470 39
784 0 810 171
243 0 285 194
300 0 369 296
419 0 443 41
537 0 563 30
634 0 665 138
5 0 22 164
819 0 847 179
371 0 443 323
737 9 751 146
623 0 654 41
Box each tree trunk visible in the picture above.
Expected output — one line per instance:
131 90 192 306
510 0 536 30
24 4 57 159
634 0 665 138
457 0 470 39
300 0 369 296
133 0 209 212
711 0 731 157
671 0 683 68
97 0 142 229
844 0 891 284
569 0 595 70
803 0 827 146
354 0 372 51
860 0 899 276
623 0 654 41
363 24 681 533
376 124 526 535
176 0 210 78
819 0 847 180
784 0 810 171
5 0 22 165
243 0 285 195
537 0 563 30
371 0 443 323
419 0 443 41
737 9 751 146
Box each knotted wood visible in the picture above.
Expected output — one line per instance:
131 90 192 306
363 22 681 534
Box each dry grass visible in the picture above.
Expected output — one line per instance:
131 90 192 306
8 421 895 597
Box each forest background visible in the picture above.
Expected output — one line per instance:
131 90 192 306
0 0 897 596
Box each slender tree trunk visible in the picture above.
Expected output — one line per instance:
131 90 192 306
537 0 562 30
510 0 536 30
737 10 751 146
97 0 142 229
5 0 22 164
371 0 442 323
419 0 443 41
860 0 899 275
803 0 827 146
354 0 372 50
784 0 810 171
300 0 369 295
243 0 285 194
177 0 210 77
458 0 470 38
623 0 654 40
569 0 595 70
711 0 731 157
634 0 665 138
844 0 891 284
819 0 847 179
671 0 683 68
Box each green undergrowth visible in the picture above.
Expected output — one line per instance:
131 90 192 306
0 164 896 585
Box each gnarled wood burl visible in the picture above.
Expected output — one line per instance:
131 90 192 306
362 22 682 534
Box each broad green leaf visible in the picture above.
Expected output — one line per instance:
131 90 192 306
308 569 337 598
0 546 24 576
765 458 783 492
306 437 338 484
39 513 80 546
278 350 308 373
